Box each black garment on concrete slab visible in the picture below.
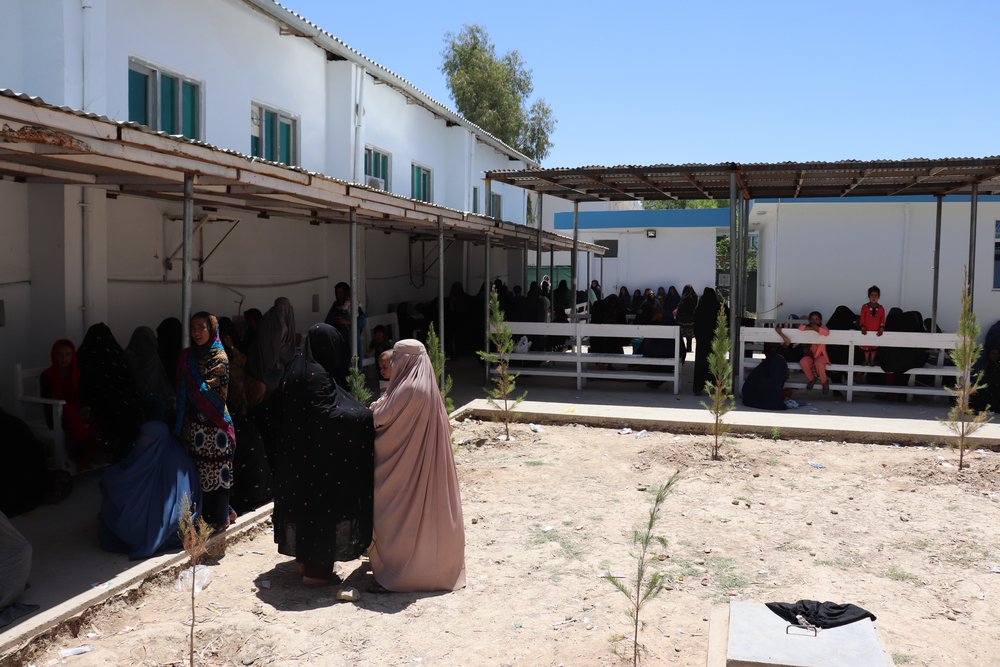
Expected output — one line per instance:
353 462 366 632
765 599 876 628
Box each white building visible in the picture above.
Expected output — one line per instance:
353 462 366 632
0 0 576 408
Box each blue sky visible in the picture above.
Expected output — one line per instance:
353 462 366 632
280 0 999 168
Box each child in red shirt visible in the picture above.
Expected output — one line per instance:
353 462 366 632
858 285 886 366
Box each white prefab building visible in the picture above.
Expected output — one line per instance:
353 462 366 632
0 0 577 409
543 197 1000 335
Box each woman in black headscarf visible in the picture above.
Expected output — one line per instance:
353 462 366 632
664 286 681 317
269 323 374 586
125 326 175 423
693 288 723 396
629 289 643 315
249 297 297 396
77 323 143 460
156 317 183 389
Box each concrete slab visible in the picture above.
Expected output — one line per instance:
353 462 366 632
725 601 891 667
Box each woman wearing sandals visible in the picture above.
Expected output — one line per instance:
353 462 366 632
268 324 375 586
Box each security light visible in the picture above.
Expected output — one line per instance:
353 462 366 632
646 229 656 238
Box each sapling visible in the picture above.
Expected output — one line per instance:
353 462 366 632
178 495 223 667
701 305 733 460
347 354 372 405
426 323 455 413
477 286 526 439
603 472 680 666
941 268 991 470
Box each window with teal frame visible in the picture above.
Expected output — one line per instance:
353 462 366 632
251 103 297 166
489 193 502 219
411 164 432 202
364 147 390 188
127 59 201 139
472 186 479 214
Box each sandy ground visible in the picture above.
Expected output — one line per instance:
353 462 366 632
19 421 1000 667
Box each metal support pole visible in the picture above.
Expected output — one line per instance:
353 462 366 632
535 194 543 284
523 239 529 289
728 173 739 388
549 248 554 287
741 197 750 316
931 194 943 333
181 173 193 348
600 256 604 293
349 209 359 364
969 184 978 309
438 215 446 386
585 252 591 298
571 201 579 319
484 234 491 385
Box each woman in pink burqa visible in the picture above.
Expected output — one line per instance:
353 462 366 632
368 339 466 592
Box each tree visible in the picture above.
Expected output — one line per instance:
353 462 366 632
426 323 455 414
476 286 525 439
346 355 372 406
642 199 729 211
702 305 733 461
441 25 555 162
941 268 991 470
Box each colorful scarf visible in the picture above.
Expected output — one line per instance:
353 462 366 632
175 327 235 443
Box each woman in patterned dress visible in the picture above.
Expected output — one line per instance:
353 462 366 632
175 312 236 532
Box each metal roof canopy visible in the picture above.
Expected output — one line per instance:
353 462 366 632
485 158 1000 203
0 90 604 255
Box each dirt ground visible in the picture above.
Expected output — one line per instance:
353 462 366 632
20 421 1000 667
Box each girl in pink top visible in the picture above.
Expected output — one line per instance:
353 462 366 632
858 285 886 366
798 311 831 394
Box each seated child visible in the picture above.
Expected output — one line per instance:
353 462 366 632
367 325 393 359
798 311 831 394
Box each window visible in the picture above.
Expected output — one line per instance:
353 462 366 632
488 193 502 219
994 220 1000 289
411 164 432 202
364 147 390 188
128 59 201 139
251 103 297 166
472 186 479 214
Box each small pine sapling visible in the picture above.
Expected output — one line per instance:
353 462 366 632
347 354 372 405
702 304 733 460
476 286 526 439
426 323 455 413
604 472 681 666
178 495 222 667
941 268 991 470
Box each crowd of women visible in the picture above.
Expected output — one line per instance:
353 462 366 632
2 292 465 617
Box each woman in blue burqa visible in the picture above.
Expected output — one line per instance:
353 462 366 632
99 421 201 559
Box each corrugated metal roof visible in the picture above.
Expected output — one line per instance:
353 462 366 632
486 157 1000 202
0 89 602 254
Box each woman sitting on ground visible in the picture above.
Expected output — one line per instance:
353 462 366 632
742 327 792 411
125 326 176 423
368 340 465 593
99 421 201 559
175 312 236 533
269 324 374 586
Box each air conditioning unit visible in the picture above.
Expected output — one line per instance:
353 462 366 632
366 176 386 190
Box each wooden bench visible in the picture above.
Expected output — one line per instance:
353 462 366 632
738 328 959 402
13 364 69 471
492 321 684 393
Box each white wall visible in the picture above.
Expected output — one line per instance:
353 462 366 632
577 227 717 297
0 181 32 407
754 199 1000 332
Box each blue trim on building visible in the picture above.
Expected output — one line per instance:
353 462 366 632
753 195 1000 204
553 208 729 230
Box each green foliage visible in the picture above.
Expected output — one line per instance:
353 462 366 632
715 234 758 272
426 323 455 414
476 286 526 439
940 268 991 470
770 425 781 441
178 495 222 667
347 355 372 406
603 472 680 666
701 305 733 460
441 24 555 161
643 199 729 210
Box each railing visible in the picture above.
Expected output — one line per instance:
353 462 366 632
738 327 960 402
490 321 683 393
